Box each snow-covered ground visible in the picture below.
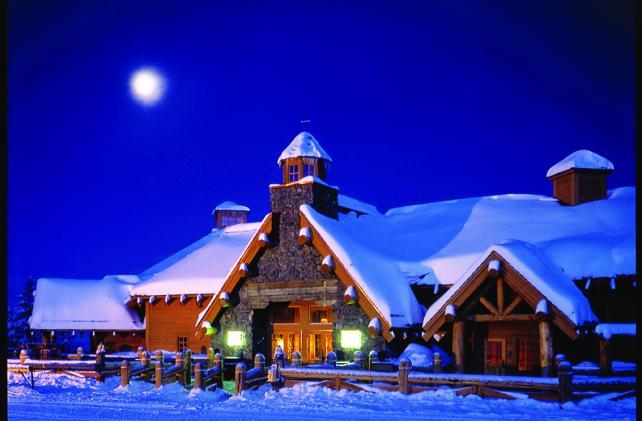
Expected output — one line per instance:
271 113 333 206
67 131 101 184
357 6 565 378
7 372 636 421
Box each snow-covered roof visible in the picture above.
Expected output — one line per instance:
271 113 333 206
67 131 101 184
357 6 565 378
338 194 381 216
277 131 332 165
546 149 614 178
131 222 260 296
30 275 144 331
213 201 250 213
300 205 425 328
595 323 636 340
422 240 598 327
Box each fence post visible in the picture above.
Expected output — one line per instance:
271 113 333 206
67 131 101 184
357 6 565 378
368 350 379 371
398 358 412 394
137 346 145 359
433 352 442 373
194 362 203 391
120 360 130 388
77 347 84 359
554 354 567 377
95 350 106 382
274 346 285 368
353 350 364 369
155 361 164 389
184 349 192 386
326 351 337 368
235 362 246 395
19 349 29 364
175 352 185 386
254 353 266 374
292 351 302 367
213 352 224 388
558 360 573 403
40 348 49 360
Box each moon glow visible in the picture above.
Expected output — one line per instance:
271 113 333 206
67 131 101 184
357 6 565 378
130 68 166 106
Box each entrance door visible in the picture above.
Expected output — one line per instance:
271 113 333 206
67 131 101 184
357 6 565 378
485 338 505 374
270 301 333 363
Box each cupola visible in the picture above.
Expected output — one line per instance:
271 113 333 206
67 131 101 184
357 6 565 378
277 131 332 184
546 150 614 205
213 201 250 228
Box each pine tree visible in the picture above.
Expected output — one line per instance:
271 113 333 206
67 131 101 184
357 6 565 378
8 277 36 347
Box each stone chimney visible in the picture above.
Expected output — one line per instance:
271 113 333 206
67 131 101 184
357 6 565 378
213 201 250 228
546 150 614 205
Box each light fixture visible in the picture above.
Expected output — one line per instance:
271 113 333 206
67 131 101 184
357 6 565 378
226 331 244 347
341 330 362 349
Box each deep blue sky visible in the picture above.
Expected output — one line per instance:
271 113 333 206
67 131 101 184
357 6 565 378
8 1 635 306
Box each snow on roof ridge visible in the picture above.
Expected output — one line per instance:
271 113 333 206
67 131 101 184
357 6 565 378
546 149 614 178
338 194 381 216
277 131 333 164
222 221 262 234
213 201 250 213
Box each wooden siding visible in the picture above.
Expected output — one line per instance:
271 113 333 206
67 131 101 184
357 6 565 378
146 296 213 353
549 169 609 205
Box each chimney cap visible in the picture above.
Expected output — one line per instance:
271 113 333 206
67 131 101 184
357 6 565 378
213 201 250 214
546 149 614 178
277 132 333 165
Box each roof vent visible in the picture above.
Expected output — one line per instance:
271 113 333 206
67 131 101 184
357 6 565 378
546 150 614 205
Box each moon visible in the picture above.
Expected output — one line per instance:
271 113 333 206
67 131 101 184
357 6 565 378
129 68 166 106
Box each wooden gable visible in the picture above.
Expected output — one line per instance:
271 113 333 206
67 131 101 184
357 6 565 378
194 210 395 342
422 251 580 341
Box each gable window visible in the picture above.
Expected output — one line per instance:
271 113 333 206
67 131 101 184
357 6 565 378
177 336 188 352
289 164 299 182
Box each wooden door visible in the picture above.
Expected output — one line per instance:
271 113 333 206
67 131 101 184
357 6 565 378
485 338 505 374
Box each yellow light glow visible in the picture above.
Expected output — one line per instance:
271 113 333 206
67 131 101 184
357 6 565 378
130 68 166 106
341 330 362 349
227 331 244 347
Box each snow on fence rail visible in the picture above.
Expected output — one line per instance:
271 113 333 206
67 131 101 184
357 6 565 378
8 347 636 403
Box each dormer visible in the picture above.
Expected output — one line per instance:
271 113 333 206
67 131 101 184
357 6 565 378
546 150 614 205
277 132 332 184
213 201 250 228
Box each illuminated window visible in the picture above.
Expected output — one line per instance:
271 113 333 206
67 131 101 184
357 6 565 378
289 165 299 182
341 330 362 349
311 308 330 323
227 331 244 347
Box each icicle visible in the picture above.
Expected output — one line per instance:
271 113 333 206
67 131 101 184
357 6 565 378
50 330 55 337
149 295 157 304
633 281 637 288
92 331 96 337
137 296 143 306
610 278 616 290
113 331 116 336
72 330 75 336
165 294 172 304
433 281 439 294
196 293 204 304
584 278 591 290
180 294 187 304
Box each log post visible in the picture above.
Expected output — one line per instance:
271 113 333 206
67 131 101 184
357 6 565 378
452 321 465 373
184 349 192 386
140 351 151 381
155 361 164 389
207 348 215 368
433 352 442 373
77 347 84 359
19 349 29 364
353 350 364 369
193 362 203 391
175 352 185 386
214 352 224 387
557 360 573 403
120 360 130 388
398 358 412 394
137 346 145 358
234 362 246 395
599 337 612 375
254 353 266 374
326 351 337 368
154 350 164 364
274 346 286 368
292 351 302 367
368 350 379 371
539 320 554 377
95 350 106 382
554 354 566 377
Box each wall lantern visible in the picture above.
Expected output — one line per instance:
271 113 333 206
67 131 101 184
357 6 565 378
226 331 244 347
202 321 218 336
340 330 362 349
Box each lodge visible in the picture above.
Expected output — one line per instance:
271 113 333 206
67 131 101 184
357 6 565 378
30 132 635 376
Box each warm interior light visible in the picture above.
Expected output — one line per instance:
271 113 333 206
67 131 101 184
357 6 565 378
227 331 244 347
341 330 362 349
